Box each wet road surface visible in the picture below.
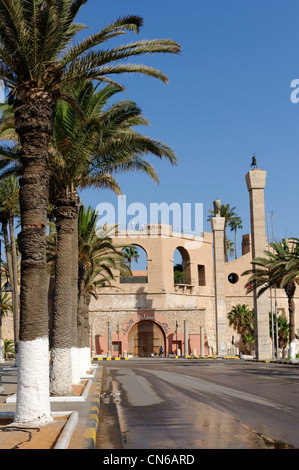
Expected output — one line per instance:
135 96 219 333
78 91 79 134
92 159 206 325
96 358 299 449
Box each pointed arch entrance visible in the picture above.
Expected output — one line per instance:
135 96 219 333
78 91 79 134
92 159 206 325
128 320 165 357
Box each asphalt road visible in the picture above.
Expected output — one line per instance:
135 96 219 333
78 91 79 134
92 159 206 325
96 358 299 450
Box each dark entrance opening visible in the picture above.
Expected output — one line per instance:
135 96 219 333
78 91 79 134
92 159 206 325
128 320 165 357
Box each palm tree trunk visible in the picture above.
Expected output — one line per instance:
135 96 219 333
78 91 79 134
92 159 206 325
223 227 228 262
2 220 13 284
50 193 77 395
2 219 15 346
13 87 54 425
83 291 92 368
288 295 296 343
70 200 81 384
78 266 91 372
285 281 296 358
8 215 19 356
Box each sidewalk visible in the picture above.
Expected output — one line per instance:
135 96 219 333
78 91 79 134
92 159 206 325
0 361 103 449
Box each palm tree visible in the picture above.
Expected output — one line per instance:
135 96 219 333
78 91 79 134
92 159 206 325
48 80 176 394
0 1 180 424
242 238 299 358
123 246 139 269
226 239 235 260
228 216 243 259
0 176 20 355
0 291 13 341
207 203 238 261
0 80 177 393
77 205 130 368
269 312 289 350
227 304 255 354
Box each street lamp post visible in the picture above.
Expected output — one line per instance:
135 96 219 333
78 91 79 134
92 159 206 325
175 321 178 355
117 322 120 357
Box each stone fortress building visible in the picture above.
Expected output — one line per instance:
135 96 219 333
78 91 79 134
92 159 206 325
88 168 299 360
2 168 298 359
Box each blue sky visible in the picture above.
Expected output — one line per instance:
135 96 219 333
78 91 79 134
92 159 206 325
76 0 299 254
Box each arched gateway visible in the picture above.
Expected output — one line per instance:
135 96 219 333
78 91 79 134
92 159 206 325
128 320 165 357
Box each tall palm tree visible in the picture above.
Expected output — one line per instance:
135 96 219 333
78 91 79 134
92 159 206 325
228 216 243 259
242 238 299 358
77 205 130 369
207 203 238 261
49 80 177 394
0 1 180 424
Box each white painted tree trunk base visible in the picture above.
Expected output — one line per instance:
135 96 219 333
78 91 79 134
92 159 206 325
14 337 53 426
78 347 91 376
50 347 73 396
71 347 81 384
289 341 296 359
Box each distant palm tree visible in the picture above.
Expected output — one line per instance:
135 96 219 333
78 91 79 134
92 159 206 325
4 338 15 359
227 304 255 354
269 312 289 349
123 246 140 269
242 238 299 358
0 291 13 341
228 216 243 259
0 176 20 353
207 203 238 261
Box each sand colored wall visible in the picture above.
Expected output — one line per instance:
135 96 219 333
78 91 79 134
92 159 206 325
2 225 299 358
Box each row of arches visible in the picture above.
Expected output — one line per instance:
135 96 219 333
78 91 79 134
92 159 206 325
120 244 202 286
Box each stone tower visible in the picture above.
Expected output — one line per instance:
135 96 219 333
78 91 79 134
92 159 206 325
246 168 271 359
210 201 227 355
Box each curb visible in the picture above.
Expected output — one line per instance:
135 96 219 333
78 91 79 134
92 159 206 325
83 366 103 449
54 411 79 449
245 359 299 365
173 355 239 360
92 357 129 361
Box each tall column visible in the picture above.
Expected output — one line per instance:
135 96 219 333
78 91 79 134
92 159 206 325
184 320 188 356
200 327 205 355
91 324 95 357
107 321 112 357
211 213 227 355
246 169 271 359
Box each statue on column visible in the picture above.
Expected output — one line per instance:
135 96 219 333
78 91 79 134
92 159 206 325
251 154 257 169
213 198 221 216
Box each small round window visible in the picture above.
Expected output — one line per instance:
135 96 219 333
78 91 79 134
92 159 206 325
228 273 239 284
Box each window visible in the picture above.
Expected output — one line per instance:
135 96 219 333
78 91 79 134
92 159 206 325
198 265 206 286
228 273 239 284
121 245 148 284
173 247 191 285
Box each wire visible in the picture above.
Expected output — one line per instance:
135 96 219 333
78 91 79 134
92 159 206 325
1 426 40 449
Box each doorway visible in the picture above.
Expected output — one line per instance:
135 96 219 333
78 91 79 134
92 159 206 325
128 320 165 357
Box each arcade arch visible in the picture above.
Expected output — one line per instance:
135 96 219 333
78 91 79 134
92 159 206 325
173 246 191 284
121 244 148 283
